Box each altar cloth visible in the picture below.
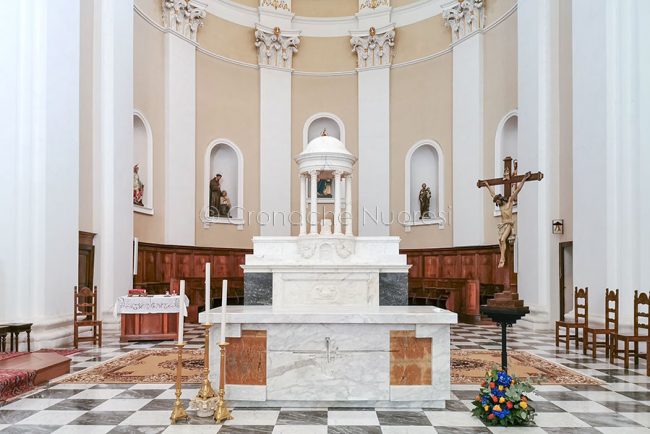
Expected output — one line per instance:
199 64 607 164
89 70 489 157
113 295 189 317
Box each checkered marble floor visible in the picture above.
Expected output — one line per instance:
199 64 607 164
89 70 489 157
1 323 649 433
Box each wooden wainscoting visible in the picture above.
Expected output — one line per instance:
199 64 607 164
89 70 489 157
401 246 510 324
133 242 252 322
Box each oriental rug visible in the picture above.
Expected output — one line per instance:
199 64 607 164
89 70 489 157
59 348 601 386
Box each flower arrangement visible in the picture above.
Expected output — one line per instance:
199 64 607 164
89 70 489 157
471 369 536 426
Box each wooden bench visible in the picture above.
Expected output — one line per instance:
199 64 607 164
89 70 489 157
408 277 481 324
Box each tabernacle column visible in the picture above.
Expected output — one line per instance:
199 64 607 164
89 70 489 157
345 174 353 235
310 170 318 234
334 171 342 234
299 173 307 235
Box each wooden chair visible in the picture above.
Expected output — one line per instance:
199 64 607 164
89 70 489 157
73 286 102 348
610 290 649 375
555 287 588 351
583 288 618 358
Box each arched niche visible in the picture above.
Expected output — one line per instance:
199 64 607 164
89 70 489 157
404 140 445 227
494 110 518 205
303 112 346 148
203 139 244 224
133 110 153 214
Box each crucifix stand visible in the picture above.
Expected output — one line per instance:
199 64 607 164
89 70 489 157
476 156 543 372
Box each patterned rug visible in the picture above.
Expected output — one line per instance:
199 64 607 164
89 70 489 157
0 349 82 404
59 348 601 385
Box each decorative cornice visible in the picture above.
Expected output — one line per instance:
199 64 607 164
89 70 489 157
359 0 390 11
441 0 485 42
350 25 395 69
260 0 290 12
162 0 207 42
254 24 301 69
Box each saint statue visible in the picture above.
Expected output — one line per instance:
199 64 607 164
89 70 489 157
219 190 232 217
481 171 532 268
133 164 144 206
209 173 222 217
418 183 431 219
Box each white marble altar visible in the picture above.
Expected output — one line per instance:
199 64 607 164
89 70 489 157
200 306 456 408
201 134 457 408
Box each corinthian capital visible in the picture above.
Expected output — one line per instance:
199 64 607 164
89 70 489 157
441 0 485 42
350 25 395 69
254 25 301 69
162 0 207 42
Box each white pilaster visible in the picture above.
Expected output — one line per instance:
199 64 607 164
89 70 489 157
442 0 485 246
0 0 81 347
310 170 318 234
573 0 650 329
334 171 342 234
353 24 393 236
163 1 205 245
256 25 300 236
516 0 561 330
299 173 307 235
92 0 135 321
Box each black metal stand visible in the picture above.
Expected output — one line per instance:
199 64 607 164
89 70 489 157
480 306 529 372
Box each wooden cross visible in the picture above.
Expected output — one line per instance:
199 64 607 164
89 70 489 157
476 157 544 198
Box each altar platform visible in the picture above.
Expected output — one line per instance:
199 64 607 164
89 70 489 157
200 305 456 408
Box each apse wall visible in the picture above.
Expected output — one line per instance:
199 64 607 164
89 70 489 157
130 0 523 250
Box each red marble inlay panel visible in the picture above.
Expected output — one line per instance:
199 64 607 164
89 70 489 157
225 330 267 385
390 330 432 385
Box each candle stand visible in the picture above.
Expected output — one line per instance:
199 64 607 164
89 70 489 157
170 342 189 424
214 341 233 423
189 323 218 417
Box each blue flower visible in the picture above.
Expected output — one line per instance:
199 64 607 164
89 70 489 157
493 408 510 419
496 371 512 387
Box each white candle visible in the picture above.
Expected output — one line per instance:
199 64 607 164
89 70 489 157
205 262 211 317
220 280 228 343
178 280 185 344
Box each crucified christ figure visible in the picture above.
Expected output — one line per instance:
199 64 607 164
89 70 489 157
481 171 532 268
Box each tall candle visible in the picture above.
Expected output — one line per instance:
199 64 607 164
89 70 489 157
220 280 228 343
205 262 211 317
178 280 185 344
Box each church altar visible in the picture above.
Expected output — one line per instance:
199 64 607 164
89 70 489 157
114 295 189 342
200 135 456 407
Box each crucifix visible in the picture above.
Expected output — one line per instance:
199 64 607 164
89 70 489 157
477 157 543 269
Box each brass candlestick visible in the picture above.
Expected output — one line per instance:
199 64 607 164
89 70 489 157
214 341 233 423
170 342 189 424
198 323 216 399
189 323 218 417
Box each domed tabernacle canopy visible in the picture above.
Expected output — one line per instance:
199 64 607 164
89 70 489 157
295 134 357 237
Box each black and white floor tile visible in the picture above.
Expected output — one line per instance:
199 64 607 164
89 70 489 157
1 323 649 433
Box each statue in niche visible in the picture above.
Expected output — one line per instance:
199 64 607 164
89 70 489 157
219 190 232 217
209 173 222 217
418 183 431 219
317 178 332 198
133 164 144 206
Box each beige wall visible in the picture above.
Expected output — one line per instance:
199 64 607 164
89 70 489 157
393 15 449 64
133 12 167 243
195 54 260 248
232 0 259 8
293 37 357 72
482 12 518 245
292 0 359 17
79 0 94 233
390 56 454 248
198 14 258 65
485 0 518 24
135 0 163 23
290 75 359 235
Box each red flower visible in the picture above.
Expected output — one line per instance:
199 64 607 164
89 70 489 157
489 382 496 389
506 401 513 409
487 413 495 420
491 395 498 403
481 381 486 387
